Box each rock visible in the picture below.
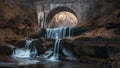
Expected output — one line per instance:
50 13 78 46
4 28 16 40
83 27 118 38
62 36 120 59
0 56 12 62
94 9 120 27
0 44 13 62
14 35 27 41
73 9 120 40
62 39 95 57
0 29 16 47
0 29 6 43
17 23 26 30
0 1 38 40
29 28 46 39
79 56 104 64
0 45 13 56
33 39 55 55
11 40 26 48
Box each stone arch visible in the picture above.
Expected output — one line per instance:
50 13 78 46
46 6 78 24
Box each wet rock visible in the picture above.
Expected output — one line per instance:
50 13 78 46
62 36 120 59
0 56 12 62
61 38 95 58
67 36 120 46
82 27 118 38
29 29 46 39
11 40 26 48
0 45 13 56
79 56 105 64
94 46 110 59
6 35 28 48
71 27 86 37
59 39 80 60
33 39 55 55
14 35 27 41
1 47 12 55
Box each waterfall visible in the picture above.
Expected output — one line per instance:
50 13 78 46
12 39 37 58
46 28 71 39
46 28 72 60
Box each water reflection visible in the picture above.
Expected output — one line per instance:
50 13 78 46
19 61 102 68
7 59 102 68
0 59 118 68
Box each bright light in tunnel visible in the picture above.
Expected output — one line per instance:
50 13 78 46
57 14 66 22
48 11 78 28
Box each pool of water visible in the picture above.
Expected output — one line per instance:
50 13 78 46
0 58 104 68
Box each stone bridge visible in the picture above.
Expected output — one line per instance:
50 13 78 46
35 0 115 28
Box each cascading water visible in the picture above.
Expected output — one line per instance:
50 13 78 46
46 28 72 60
12 39 37 58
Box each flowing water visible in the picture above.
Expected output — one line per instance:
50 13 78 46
12 27 72 61
12 39 37 58
0 60 104 68
10 27 111 68
46 28 72 60
3 28 118 68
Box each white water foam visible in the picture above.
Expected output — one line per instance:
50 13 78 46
12 39 37 58
46 28 72 61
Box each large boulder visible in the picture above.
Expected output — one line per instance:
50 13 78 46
0 45 13 56
33 39 54 55
0 45 13 61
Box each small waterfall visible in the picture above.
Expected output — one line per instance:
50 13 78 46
25 40 33 48
46 28 71 39
12 39 37 58
46 28 72 60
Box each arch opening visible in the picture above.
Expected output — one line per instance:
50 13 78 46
46 6 78 28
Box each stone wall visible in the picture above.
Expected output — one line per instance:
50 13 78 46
36 0 119 28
